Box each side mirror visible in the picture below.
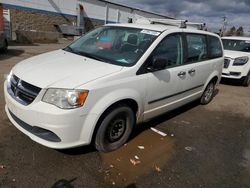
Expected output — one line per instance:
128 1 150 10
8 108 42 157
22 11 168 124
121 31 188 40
147 57 168 72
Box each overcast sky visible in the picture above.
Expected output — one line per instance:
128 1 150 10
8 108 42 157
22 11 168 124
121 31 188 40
108 0 250 35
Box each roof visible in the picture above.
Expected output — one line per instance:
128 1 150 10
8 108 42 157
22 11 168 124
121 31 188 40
106 23 177 32
106 23 220 37
98 0 174 20
222 36 250 41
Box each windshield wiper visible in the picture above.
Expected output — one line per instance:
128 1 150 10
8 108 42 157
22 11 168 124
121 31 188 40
79 52 107 62
63 47 113 64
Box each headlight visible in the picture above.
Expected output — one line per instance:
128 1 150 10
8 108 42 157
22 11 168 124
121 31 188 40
233 57 249 66
42 89 88 109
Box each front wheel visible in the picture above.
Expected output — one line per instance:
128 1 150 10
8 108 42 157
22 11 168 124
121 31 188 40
95 104 135 152
200 81 215 105
242 71 250 87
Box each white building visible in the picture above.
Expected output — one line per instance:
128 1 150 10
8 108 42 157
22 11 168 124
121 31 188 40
0 0 173 42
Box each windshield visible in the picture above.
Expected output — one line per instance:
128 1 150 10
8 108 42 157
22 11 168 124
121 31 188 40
64 26 160 66
222 39 250 52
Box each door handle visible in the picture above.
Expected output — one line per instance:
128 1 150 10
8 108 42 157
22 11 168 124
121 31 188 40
188 69 196 74
178 71 186 77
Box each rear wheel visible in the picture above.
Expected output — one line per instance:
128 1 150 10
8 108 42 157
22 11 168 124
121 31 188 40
95 104 135 152
200 81 215 105
242 71 250 87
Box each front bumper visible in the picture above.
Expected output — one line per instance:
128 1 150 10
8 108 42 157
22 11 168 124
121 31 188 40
4 81 98 149
222 58 249 79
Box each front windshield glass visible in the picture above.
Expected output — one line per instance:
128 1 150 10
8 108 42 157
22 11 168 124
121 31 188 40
64 26 160 66
222 39 250 52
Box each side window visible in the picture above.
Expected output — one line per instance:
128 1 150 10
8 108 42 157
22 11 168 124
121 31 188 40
209 36 223 58
186 34 208 63
150 34 183 67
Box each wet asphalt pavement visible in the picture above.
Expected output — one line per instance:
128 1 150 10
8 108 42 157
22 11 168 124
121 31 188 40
0 42 250 188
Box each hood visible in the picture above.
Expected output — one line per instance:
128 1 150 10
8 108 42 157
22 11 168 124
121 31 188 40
224 50 250 59
12 50 123 89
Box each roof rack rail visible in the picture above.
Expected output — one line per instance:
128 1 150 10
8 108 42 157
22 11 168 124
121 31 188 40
186 22 206 30
134 18 206 30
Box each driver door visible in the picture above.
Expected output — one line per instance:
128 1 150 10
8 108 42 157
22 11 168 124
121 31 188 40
144 33 187 120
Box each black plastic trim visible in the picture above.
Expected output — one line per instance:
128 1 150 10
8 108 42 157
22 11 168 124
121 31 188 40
8 109 61 142
148 84 204 104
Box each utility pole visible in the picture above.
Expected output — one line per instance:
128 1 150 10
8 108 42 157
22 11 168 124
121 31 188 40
220 16 227 37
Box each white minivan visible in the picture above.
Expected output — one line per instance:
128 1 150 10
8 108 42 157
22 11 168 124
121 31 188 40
4 19 224 152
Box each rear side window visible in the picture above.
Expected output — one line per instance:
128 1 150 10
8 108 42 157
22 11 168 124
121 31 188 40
209 36 223 58
186 34 208 63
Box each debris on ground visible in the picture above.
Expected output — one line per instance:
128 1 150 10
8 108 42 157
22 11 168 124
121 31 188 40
170 134 174 137
137 145 145 150
150 127 167 137
181 120 191 125
130 159 141 166
154 165 161 172
0 165 6 169
185 146 194 151
134 155 139 160
109 164 114 168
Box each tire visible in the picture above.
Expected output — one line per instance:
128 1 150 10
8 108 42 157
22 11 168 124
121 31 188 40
0 40 8 52
242 71 250 87
200 81 215 105
95 104 135 152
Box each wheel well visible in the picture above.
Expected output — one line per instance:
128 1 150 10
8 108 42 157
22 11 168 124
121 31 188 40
210 76 218 85
98 99 139 121
91 99 139 144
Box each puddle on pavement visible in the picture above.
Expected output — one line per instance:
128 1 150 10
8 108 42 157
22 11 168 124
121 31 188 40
100 128 175 186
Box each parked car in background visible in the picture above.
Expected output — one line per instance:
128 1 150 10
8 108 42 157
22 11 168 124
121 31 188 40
222 36 250 86
4 19 223 152
0 31 8 52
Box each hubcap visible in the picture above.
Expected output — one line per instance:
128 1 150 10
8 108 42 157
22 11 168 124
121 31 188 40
107 115 126 142
204 84 214 102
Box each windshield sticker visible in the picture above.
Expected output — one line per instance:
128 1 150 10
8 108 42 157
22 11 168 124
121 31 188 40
141 30 160 36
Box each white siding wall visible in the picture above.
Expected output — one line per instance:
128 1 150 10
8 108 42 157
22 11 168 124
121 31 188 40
1 0 169 22
1 0 78 15
78 0 106 21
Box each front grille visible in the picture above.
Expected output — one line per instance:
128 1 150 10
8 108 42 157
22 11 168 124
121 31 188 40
7 74 41 105
224 58 230 68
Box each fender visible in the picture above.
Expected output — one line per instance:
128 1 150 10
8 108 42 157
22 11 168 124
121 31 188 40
204 69 220 90
79 88 144 143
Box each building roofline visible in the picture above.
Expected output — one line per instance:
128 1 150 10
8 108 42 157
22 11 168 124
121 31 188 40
98 0 175 19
